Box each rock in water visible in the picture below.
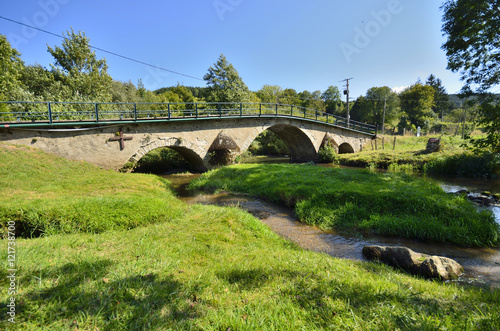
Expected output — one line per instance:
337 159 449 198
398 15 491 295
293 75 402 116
362 245 463 280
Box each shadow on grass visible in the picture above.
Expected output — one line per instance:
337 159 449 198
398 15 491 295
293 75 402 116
0 259 199 329
216 265 499 329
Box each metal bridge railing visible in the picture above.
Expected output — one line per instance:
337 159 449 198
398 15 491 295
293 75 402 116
0 101 377 134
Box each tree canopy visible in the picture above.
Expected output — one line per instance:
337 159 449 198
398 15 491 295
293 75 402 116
47 29 112 101
442 0 500 152
203 54 252 103
399 83 436 130
442 0 500 93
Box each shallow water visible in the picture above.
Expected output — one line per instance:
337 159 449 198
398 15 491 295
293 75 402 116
163 172 500 288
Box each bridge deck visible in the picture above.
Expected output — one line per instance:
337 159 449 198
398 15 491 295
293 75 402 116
0 101 376 135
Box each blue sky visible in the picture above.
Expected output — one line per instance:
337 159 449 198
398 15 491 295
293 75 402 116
0 0 463 98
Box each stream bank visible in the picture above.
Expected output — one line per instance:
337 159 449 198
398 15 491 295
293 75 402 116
163 173 500 288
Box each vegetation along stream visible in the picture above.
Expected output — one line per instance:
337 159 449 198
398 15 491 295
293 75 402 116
162 169 500 289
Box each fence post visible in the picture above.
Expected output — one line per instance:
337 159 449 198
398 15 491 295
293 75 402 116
95 103 99 122
168 103 171 120
240 103 243 117
218 103 222 117
304 108 306 118
134 103 137 121
47 102 52 124
196 103 199 119
290 105 293 117
315 110 318 121
326 113 329 123
260 104 262 117
275 103 278 116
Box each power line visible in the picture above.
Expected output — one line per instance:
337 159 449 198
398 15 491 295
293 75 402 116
0 15 204 82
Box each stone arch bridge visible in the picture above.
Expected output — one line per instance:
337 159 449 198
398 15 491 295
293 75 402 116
0 101 376 172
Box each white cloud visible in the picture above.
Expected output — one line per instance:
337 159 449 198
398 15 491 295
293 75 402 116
391 86 408 93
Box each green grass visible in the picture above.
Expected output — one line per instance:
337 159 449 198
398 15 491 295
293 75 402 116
1 143 500 329
190 164 500 247
0 143 186 237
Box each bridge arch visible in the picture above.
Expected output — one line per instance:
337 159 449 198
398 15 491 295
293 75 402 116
241 123 318 162
129 137 207 172
338 142 355 154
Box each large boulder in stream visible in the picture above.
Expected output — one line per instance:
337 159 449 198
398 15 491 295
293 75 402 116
362 245 463 280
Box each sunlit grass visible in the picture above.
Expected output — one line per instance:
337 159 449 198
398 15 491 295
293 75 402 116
0 142 499 329
190 163 500 247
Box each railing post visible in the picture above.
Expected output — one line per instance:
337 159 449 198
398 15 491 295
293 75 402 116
134 103 137 121
326 113 328 123
315 111 318 121
218 103 222 117
259 104 262 117
304 108 306 118
240 103 243 117
290 105 293 117
196 103 198 119
47 102 52 124
168 103 171 120
275 103 278 116
95 103 99 122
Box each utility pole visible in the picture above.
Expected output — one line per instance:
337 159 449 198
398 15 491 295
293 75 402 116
341 78 353 126
381 97 387 135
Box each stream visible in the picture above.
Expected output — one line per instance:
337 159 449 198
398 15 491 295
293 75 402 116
162 171 500 289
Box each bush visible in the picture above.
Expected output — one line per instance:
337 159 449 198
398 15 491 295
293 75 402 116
424 152 500 178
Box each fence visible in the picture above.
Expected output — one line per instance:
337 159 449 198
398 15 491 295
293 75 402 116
0 101 376 134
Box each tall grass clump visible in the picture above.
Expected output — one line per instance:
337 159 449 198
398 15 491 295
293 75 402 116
0 143 186 237
424 152 500 178
190 164 500 247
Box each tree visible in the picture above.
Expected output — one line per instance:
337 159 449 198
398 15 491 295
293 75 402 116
442 1 500 93
0 34 24 100
426 74 451 120
256 85 283 104
350 96 372 123
399 83 436 130
442 0 500 152
280 88 300 105
365 86 400 128
299 90 325 111
203 54 252 103
321 86 342 114
47 28 112 101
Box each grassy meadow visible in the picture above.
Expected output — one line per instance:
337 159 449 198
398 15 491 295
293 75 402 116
336 135 500 178
1 143 500 330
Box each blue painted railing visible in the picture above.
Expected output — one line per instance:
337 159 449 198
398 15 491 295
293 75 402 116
0 101 376 134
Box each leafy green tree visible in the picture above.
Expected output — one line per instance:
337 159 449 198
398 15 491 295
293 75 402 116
365 86 400 127
0 34 24 100
110 80 138 103
280 88 300 105
442 1 500 93
203 54 252 103
350 96 372 123
399 83 436 130
299 90 325 111
321 86 342 114
442 0 500 152
256 85 283 104
426 74 451 120
47 28 112 101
